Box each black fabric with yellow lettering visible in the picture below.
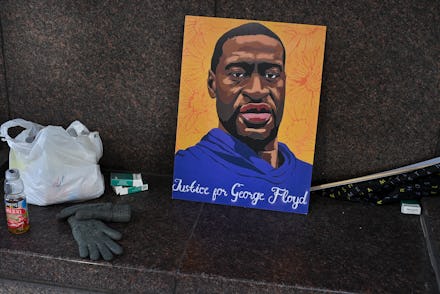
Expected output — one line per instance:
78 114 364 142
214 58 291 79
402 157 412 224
318 163 440 205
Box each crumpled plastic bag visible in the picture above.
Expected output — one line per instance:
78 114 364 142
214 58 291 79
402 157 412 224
0 118 104 206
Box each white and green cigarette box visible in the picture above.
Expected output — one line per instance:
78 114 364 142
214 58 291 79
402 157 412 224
113 184 149 195
110 172 143 187
400 200 421 215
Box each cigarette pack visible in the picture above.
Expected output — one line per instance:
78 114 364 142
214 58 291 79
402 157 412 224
110 172 143 187
113 184 149 195
400 200 421 215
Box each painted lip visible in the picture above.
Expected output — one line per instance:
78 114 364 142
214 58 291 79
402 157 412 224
239 103 272 125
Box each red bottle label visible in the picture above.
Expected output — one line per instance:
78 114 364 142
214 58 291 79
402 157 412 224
5 198 29 229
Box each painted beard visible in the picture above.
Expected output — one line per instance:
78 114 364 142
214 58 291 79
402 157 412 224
219 107 280 152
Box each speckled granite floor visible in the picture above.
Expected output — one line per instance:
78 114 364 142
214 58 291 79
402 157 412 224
0 162 438 293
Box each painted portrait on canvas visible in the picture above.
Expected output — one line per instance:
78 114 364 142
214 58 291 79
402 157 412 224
173 16 326 214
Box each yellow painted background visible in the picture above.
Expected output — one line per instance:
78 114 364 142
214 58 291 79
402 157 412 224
175 16 326 164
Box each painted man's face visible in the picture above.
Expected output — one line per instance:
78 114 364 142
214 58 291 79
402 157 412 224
208 34 286 146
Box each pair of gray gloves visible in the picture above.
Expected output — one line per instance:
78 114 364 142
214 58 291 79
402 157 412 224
57 202 131 261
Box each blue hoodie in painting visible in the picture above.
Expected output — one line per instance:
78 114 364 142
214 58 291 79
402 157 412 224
172 128 313 214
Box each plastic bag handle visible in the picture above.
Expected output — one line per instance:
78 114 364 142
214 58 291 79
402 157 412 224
67 121 103 159
66 120 90 137
0 118 43 142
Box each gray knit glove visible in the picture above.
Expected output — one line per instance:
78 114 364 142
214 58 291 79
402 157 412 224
57 202 131 222
67 216 123 261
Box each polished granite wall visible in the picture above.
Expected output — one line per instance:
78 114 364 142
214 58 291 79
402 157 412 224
0 0 438 183
0 24 8 124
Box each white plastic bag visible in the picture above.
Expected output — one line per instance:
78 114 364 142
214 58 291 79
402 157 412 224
0 118 105 206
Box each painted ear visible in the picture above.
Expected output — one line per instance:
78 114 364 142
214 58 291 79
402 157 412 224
207 70 216 98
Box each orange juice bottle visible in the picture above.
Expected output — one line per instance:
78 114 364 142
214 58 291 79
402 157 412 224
4 169 30 234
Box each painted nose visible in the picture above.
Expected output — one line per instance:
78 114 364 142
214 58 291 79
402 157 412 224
243 73 269 100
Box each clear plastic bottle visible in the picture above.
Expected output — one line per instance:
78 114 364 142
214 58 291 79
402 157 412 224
4 169 30 234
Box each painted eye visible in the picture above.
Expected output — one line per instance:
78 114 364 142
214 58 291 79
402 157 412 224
265 73 280 79
231 72 247 78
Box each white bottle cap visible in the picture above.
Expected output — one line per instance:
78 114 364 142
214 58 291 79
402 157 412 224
5 169 20 181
